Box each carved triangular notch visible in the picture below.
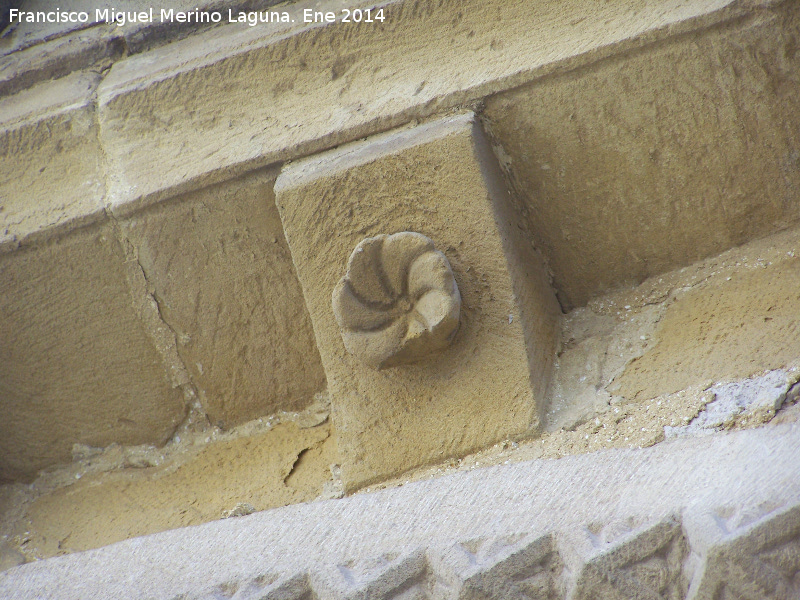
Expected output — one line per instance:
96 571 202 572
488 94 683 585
315 550 430 600
694 503 800 600
571 516 688 600
210 572 317 600
431 533 563 599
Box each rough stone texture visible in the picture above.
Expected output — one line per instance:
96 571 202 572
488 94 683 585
0 221 186 482
1 419 798 600
2 0 799 582
0 26 125 98
612 254 800 402
0 0 289 98
18 422 335 557
685 500 800 600
275 112 560 490
544 223 800 434
0 0 291 72
95 0 753 214
119 169 326 427
0 540 24 573
0 71 105 251
563 516 689 600
665 369 796 438
332 232 461 370
484 0 800 308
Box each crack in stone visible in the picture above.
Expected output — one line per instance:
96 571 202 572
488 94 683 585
284 433 330 487
90 71 200 432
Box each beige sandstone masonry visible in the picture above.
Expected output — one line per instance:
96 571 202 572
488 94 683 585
0 160 329 482
93 0 762 214
1 0 800 583
275 112 561 490
0 74 327 479
0 71 104 250
484 0 800 308
4 420 799 599
0 72 187 482
0 221 187 482
118 169 326 428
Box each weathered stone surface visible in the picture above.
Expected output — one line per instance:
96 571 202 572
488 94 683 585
96 0 752 213
1 0 798 587
312 550 429 600
612 253 800 402
664 370 796 438
0 27 124 98
0 71 105 251
118 169 326 427
332 232 461 370
544 225 800 435
275 112 560 490
684 502 800 599
0 542 24 573
564 517 688 600
429 533 563 599
0 221 186 482
19 422 334 557
484 0 800 308
1 419 798 600
0 0 109 56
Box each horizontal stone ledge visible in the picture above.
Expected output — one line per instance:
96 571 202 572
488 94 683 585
2 419 798 599
0 0 294 98
96 0 774 216
1 0 784 240
0 26 124 100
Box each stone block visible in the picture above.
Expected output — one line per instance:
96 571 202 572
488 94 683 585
312 551 428 600
118 169 326 427
0 222 186 482
682 502 800 600
563 517 688 600
612 254 800 402
275 112 561 489
0 28 124 98
484 1 800 308
0 72 105 251
429 533 561 599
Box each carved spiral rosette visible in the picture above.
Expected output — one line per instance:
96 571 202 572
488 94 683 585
332 232 461 369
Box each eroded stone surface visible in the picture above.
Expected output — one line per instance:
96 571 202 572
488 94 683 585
1 0 798 586
665 370 796 438
484 0 800 309
429 533 563 599
14 422 334 558
547 225 800 433
684 503 800 599
0 72 105 251
96 0 748 212
0 221 186 482
612 252 800 402
333 232 461 370
565 517 689 600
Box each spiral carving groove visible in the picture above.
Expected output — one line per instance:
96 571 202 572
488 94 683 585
332 232 461 369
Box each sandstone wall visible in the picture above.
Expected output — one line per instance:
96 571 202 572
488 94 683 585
0 1 798 577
